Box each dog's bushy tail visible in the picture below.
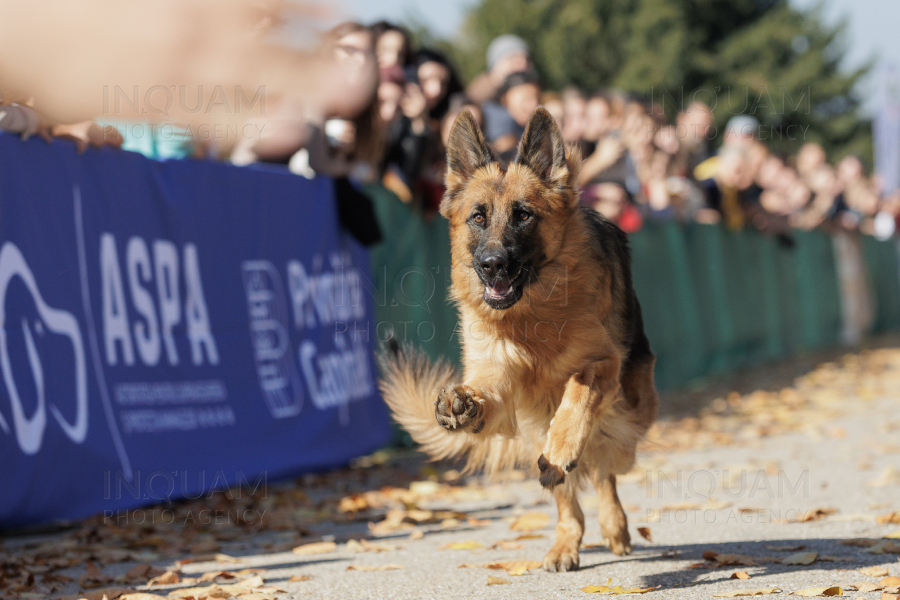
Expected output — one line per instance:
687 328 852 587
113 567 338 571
378 340 473 462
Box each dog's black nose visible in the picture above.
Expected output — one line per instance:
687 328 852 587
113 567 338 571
480 253 507 279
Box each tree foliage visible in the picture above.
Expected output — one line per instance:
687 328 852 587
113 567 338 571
440 0 870 159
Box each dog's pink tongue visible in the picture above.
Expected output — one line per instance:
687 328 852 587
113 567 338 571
487 281 510 298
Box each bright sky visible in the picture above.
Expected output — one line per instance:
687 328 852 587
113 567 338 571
335 0 900 111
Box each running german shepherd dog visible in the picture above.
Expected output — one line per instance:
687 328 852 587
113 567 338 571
379 107 658 572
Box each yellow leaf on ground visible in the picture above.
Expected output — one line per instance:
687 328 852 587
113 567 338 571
147 570 180 586
487 576 511 585
732 572 752 580
790 586 842 596
582 579 659 594
637 527 652 542
860 566 890 577
781 552 818 565
712 588 782 597
880 577 900 587
884 531 900 539
441 540 484 550
510 512 550 531
847 581 881 592
346 564 404 571
289 575 311 582
877 512 900 524
292 541 337 555
486 560 543 576
78 587 133 600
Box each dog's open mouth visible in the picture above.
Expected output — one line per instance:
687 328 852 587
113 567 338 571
482 270 525 309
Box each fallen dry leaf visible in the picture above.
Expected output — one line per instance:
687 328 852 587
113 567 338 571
167 582 277 598
124 564 164 582
868 541 900 554
703 551 765 567
840 538 881 547
197 570 237 582
146 570 179 585
732 572 752 580
881 577 900 587
80 561 114 589
510 512 550 531
346 539 398 553
345 564 404 571
847 581 882 592
712 588 782 597
292 541 338 555
877 512 900 525
491 541 524 550
884 531 900 539
781 552 818 566
790 586 842 596
441 540 484 550
486 560 543 576
861 566 890 577
581 579 659 594
238 575 265 588
790 508 837 523
883 593 900 600
78 587 134 600
289 575 312 582
409 529 424 540
637 527 652 542
487 575 511 585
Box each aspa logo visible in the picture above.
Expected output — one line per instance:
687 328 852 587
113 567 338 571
0 242 87 455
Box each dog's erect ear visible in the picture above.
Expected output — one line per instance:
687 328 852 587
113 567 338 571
441 110 492 218
515 107 571 187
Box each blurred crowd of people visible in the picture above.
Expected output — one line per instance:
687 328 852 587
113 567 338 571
3 22 898 242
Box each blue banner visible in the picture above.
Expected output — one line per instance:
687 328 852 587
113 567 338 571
0 134 390 527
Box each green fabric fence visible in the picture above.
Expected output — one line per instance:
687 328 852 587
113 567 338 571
367 185 900 392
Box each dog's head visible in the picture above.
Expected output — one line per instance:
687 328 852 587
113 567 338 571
441 107 581 310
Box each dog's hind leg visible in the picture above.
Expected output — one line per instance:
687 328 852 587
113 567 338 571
542 481 584 572
592 472 632 556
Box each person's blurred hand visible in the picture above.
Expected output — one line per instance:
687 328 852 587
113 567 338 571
594 136 624 166
52 122 123 153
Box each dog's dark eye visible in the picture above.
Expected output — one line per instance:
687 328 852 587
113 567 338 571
472 213 485 225
515 210 532 222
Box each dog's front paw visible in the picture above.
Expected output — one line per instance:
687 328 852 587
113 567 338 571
542 541 580 572
537 454 578 489
434 385 484 432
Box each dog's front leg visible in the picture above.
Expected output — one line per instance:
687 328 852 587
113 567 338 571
538 356 621 489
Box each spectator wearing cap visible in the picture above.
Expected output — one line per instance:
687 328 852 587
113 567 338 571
484 69 540 163
693 114 759 181
466 34 531 105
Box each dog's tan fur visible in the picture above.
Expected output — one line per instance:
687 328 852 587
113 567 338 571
379 107 658 571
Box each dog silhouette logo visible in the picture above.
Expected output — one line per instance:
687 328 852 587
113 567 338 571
0 242 88 454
